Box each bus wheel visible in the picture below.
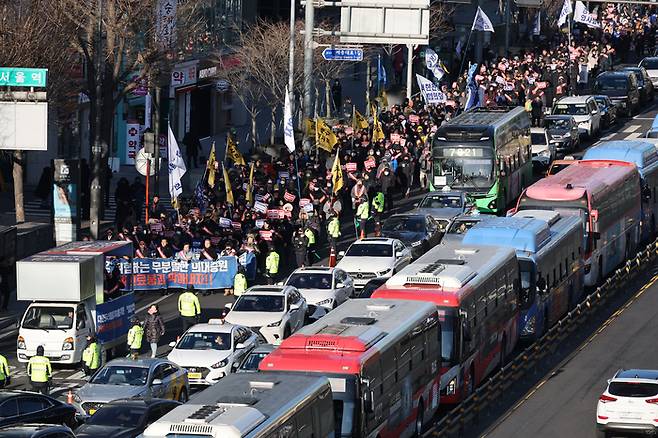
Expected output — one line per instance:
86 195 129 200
414 399 424 437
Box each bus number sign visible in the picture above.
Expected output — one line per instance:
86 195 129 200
440 148 484 158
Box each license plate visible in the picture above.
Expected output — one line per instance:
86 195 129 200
188 372 202 379
89 409 97 415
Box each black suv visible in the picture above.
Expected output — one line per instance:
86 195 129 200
593 71 640 116
544 115 580 155
620 66 655 104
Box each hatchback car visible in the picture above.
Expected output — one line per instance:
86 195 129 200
593 95 618 129
74 398 180 438
73 358 189 416
552 95 602 137
284 266 354 311
166 320 259 385
380 213 443 259
0 391 77 429
621 66 655 104
224 285 307 345
544 115 579 155
596 369 658 438
530 127 555 169
336 237 412 289
593 71 640 116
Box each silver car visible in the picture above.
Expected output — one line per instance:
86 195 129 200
283 266 354 311
73 358 189 416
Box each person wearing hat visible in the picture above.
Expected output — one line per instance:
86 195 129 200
127 317 144 360
82 335 101 376
178 287 201 333
27 345 51 394
292 227 308 268
265 245 280 284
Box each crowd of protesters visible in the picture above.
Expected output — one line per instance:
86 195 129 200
97 4 658 286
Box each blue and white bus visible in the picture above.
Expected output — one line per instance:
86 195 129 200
582 140 658 242
462 211 584 340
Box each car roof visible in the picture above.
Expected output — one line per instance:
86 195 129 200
105 357 167 368
0 424 72 433
244 285 290 295
556 95 594 104
350 237 396 245
599 70 630 77
0 391 56 402
614 369 658 381
291 266 336 274
185 321 238 333
423 190 464 198
251 344 276 353
386 213 428 219
104 398 180 408
621 66 641 71
545 114 574 120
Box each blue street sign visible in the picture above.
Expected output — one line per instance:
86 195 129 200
321 47 363 62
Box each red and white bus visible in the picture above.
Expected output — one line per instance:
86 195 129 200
372 242 520 404
260 299 441 438
513 160 642 286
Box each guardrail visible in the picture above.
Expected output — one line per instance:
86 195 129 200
423 239 658 437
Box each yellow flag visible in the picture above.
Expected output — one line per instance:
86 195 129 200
222 164 234 205
207 143 217 188
380 90 389 108
353 110 369 130
331 149 344 195
225 134 245 166
316 118 337 152
305 118 316 137
246 162 255 204
372 111 385 142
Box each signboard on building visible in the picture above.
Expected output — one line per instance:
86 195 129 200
155 0 177 51
0 100 48 151
171 62 197 88
125 122 141 164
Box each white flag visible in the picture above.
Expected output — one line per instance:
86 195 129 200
425 48 447 81
472 7 495 32
416 74 447 105
284 85 295 153
167 123 187 201
558 0 572 27
573 1 601 28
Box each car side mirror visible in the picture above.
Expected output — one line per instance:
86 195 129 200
236 343 245 350
151 378 163 386
591 110 597 115
338 251 345 259
290 303 300 311
336 282 345 288
413 202 419 208
168 341 176 348
225 302 233 309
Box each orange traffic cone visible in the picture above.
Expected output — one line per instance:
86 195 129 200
67 389 74 404
329 247 336 267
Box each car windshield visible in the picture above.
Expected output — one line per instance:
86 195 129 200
239 352 270 371
609 382 658 397
546 119 570 129
382 217 426 233
419 194 463 209
345 243 393 257
595 77 628 91
553 104 588 115
233 295 284 312
87 406 146 426
594 97 607 106
447 219 479 234
641 59 658 69
22 306 75 330
286 273 333 290
176 332 231 350
90 365 149 386
531 133 547 145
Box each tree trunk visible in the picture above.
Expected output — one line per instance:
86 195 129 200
325 79 331 118
251 112 258 152
13 150 25 223
270 107 276 145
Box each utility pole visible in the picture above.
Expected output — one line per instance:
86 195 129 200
89 0 103 239
505 0 511 56
406 45 413 99
303 0 315 123
288 0 296 95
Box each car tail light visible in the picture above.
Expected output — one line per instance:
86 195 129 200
599 394 617 403
597 415 609 420
646 398 658 404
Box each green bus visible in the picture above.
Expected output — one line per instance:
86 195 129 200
431 107 532 214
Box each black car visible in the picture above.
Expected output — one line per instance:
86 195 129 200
593 95 618 129
355 277 388 298
621 66 655 104
593 71 640 116
0 424 75 438
75 398 181 438
544 115 580 155
380 213 443 259
0 391 77 429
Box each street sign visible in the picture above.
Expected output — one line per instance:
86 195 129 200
0 67 47 87
322 47 364 61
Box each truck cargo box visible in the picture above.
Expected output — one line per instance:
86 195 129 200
17 254 102 302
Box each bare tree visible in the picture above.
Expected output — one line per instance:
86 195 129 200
313 20 353 118
429 1 455 42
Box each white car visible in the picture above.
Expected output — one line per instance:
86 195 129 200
596 369 658 437
166 320 259 386
552 95 602 138
639 57 658 89
530 127 555 168
284 266 354 311
336 237 413 289
223 286 307 345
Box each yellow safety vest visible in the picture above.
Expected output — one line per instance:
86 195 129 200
357 202 369 220
328 218 341 238
0 354 9 381
266 252 280 274
234 273 248 296
127 325 144 349
27 355 51 383
82 342 101 370
372 192 384 213
178 292 200 317
304 229 316 245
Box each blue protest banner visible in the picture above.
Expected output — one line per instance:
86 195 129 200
96 293 135 344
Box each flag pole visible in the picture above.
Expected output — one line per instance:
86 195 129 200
567 11 573 96
458 28 475 80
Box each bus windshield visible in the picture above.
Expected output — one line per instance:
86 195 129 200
437 307 458 364
518 259 536 310
432 144 494 189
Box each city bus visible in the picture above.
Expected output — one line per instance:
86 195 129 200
512 160 642 287
260 299 441 438
432 106 532 214
583 140 658 242
462 211 584 340
143 372 334 438
372 242 520 404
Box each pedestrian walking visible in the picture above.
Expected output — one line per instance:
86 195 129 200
178 287 201 333
144 305 165 359
265 245 280 285
356 197 369 239
292 228 308 268
327 213 341 250
371 191 384 236
27 345 51 394
82 335 101 376
0 352 10 388
127 317 144 360
304 226 317 265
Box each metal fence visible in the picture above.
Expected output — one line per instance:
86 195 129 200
424 239 658 437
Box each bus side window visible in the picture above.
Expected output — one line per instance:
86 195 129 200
296 405 315 438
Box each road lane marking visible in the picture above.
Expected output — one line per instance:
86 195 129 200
625 132 643 139
622 124 641 133
600 133 615 140
135 294 172 314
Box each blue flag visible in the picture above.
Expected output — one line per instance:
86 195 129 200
194 180 207 213
465 64 480 111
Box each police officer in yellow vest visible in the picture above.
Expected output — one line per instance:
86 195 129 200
233 267 248 297
265 245 280 285
127 317 144 360
356 197 370 239
327 214 341 250
0 352 10 388
82 335 101 376
372 192 385 236
304 227 317 265
27 345 51 394
178 287 201 333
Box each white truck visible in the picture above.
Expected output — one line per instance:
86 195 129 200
16 241 135 365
